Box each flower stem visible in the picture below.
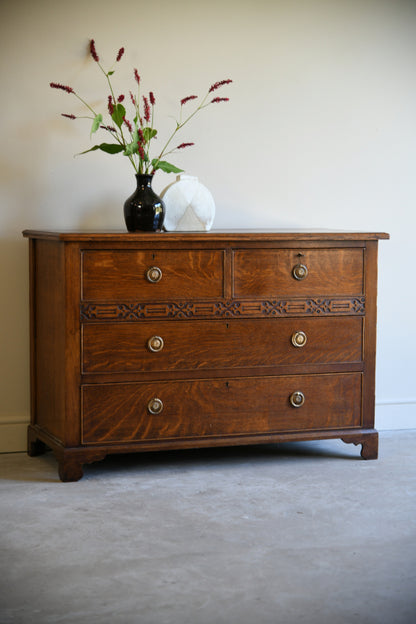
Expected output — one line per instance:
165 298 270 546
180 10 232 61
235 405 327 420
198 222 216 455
73 92 99 117
151 91 210 171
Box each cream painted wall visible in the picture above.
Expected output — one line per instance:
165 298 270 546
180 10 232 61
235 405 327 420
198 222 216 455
1 0 415 451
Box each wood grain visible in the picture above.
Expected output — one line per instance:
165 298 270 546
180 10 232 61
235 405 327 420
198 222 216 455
23 230 387 480
82 317 363 374
82 373 362 444
233 248 364 297
82 249 225 300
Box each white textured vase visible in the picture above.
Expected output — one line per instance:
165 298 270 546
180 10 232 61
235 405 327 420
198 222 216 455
160 174 215 231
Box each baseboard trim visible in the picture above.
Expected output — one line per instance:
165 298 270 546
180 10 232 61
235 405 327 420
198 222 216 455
375 401 416 431
0 421 28 453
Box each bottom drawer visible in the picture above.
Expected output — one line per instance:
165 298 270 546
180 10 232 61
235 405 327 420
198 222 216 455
82 373 362 444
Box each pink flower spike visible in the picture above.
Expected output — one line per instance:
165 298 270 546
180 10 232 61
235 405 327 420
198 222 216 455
108 95 114 115
118 94 125 102
50 82 74 94
129 91 136 106
116 47 125 62
137 143 146 159
89 39 99 62
177 142 195 149
143 96 151 122
61 113 76 119
180 95 198 106
211 97 229 103
149 92 155 106
134 69 140 85
123 117 133 132
138 128 145 144
209 79 232 93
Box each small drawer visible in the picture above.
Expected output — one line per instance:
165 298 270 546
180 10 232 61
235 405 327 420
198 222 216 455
82 317 363 374
81 249 224 300
233 248 364 297
81 373 362 444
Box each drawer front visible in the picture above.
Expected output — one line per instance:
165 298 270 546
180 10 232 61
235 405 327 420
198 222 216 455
233 248 364 297
82 373 362 443
82 317 363 374
82 249 224 300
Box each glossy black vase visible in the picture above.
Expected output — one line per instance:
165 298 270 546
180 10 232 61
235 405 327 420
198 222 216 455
123 174 165 232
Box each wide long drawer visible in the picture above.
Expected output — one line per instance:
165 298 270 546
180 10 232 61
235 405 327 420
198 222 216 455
81 249 224 300
233 248 364 297
82 317 363 374
81 373 362 444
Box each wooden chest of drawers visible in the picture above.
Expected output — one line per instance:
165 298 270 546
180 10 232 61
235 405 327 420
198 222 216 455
23 230 388 481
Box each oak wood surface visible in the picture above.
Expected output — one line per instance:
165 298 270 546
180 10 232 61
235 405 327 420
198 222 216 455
23 229 390 242
31 240 66 441
82 317 363 374
81 373 362 444
82 249 225 300
233 248 364 297
24 230 388 480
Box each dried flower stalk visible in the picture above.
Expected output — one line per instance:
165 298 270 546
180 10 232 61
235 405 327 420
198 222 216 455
50 39 232 175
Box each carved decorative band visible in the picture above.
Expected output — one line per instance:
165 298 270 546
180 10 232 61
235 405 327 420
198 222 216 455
80 297 365 321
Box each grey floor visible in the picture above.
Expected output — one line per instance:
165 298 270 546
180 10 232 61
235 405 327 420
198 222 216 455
1 431 416 624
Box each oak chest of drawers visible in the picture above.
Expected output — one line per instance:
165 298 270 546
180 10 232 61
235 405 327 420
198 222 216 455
23 230 389 481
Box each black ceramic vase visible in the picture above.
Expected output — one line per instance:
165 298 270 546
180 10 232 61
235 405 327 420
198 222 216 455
123 174 165 232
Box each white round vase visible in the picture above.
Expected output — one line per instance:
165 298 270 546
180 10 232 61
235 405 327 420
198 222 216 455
160 174 215 231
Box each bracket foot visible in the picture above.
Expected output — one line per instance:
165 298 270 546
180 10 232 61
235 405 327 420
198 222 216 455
341 431 378 460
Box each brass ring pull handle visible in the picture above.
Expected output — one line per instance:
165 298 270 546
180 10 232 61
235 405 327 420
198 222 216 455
289 391 305 408
147 398 163 415
147 336 164 352
146 266 162 283
291 331 307 348
292 263 308 281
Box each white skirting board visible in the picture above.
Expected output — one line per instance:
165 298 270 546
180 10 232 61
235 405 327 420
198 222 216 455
375 401 416 431
0 403 414 453
0 420 27 453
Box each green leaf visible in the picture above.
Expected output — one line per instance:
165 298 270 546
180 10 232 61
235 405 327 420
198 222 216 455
90 113 103 137
143 127 157 142
124 142 138 156
78 143 125 155
112 103 126 128
124 123 141 156
107 71 115 76
151 159 184 174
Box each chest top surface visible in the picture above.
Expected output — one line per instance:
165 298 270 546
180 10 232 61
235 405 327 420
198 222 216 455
22 229 390 242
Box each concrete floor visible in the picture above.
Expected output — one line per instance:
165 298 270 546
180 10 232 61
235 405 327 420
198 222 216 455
1 431 415 624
